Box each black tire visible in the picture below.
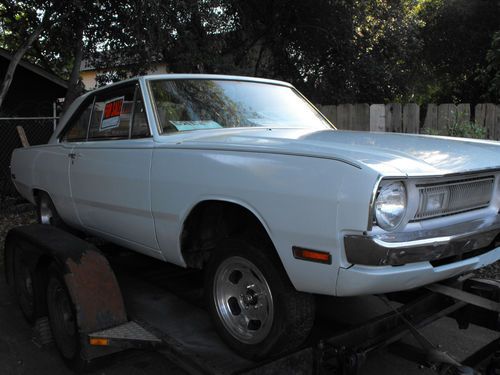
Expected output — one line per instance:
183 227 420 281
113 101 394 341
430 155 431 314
36 192 66 228
13 245 47 324
46 264 88 372
205 239 315 360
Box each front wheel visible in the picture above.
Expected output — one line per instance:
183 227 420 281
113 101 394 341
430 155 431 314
206 239 315 360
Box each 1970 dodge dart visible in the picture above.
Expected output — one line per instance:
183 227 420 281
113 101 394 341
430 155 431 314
10 74 500 359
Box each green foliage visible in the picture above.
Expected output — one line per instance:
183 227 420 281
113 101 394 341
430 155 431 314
413 0 500 104
0 0 498 105
447 121 487 139
480 31 500 102
423 120 487 139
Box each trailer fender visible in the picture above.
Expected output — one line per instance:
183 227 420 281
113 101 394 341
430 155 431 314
4 224 127 333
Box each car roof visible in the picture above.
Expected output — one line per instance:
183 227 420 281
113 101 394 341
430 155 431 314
85 73 293 94
51 74 295 142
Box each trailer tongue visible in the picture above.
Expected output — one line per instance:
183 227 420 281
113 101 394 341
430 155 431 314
5 224 500 374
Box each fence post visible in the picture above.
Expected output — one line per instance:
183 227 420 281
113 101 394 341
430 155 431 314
456 103 471 125
496 105 500 140
370 104 385 132
437 104 457 134
403 103 419 133
352 103 369 131
336 104 353 130
423 104 438 133
485 103 497 140
318 104 337 127
385 103 402 132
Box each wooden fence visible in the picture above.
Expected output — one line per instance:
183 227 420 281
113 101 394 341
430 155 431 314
316 103 500 140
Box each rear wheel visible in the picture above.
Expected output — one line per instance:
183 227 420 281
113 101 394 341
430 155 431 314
37 192 65 228
206 239 315 360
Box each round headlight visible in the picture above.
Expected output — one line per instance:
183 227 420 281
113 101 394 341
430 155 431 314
374 181 407 231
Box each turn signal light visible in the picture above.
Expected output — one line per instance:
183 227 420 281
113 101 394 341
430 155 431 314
89 338 109 346
292 247 331 264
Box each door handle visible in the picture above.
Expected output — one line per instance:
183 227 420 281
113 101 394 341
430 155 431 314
68 153 77 159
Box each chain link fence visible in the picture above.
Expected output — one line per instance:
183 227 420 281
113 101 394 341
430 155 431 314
0 117 56 209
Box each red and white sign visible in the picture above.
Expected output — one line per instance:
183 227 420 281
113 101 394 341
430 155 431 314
100 96 124 130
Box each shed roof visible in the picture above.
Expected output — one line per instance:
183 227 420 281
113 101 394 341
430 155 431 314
0 48 68 89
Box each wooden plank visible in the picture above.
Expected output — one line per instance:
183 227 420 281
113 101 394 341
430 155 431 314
485 103 496 140
423 104 438 133
437 103 457 134
370 104 385 132
475 103 487 127
336 104 353 130
456 103 471 125
16 126 30 147
385 103 402 132
403 103 419 134
496 105 500 140
318 104 337 127
352 103 369 131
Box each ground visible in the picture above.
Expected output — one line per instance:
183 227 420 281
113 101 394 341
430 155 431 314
1 206 499 374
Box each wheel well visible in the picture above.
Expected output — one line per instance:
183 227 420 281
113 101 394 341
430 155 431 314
32 188 46 204
181 201 275 269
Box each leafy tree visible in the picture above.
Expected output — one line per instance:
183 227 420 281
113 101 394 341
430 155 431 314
0 0 56 110
480 30 500 102
414 0 500 103
0 0 498 109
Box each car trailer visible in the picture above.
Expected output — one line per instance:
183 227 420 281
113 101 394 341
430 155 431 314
3 224 500 375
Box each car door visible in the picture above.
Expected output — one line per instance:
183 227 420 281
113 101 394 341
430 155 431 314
36 97 95 227
69 83 159 256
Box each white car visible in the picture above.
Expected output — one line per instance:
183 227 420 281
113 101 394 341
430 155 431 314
10 74 500 359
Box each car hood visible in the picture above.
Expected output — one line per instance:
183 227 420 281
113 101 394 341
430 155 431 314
157 128 500 176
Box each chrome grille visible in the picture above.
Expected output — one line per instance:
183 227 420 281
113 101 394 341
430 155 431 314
414 176 494 220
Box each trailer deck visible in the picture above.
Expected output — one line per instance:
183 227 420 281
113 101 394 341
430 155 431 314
3 225 500 374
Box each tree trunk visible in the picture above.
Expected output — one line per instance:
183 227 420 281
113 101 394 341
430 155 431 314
61 27 84 114
0 21 46 110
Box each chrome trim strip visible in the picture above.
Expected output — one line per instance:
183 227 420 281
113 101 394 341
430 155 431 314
346 214 500 266
367 175 383 232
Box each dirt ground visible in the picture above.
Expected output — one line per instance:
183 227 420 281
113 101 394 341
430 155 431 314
0 206 36 266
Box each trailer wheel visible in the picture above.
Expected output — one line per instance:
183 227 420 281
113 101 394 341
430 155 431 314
37 192 65 228
13 246 46 324
46 265 87 371
206 239 315 360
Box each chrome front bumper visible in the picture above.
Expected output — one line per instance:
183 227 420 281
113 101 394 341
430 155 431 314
344 214 500 266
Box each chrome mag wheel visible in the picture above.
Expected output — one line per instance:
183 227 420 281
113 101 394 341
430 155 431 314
39 195 54 225
213 256 274 344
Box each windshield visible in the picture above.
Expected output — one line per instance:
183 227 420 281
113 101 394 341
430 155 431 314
148 79 333 133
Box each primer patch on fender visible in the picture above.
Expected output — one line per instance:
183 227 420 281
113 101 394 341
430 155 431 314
170 120 222 131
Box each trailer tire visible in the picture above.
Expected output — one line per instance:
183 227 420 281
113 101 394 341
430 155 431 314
13 245 46 324
46 264 88 372
206 238 315 360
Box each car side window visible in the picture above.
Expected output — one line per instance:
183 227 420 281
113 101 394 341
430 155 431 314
131 89 150 138
60 100 94 142
87 86 136 140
